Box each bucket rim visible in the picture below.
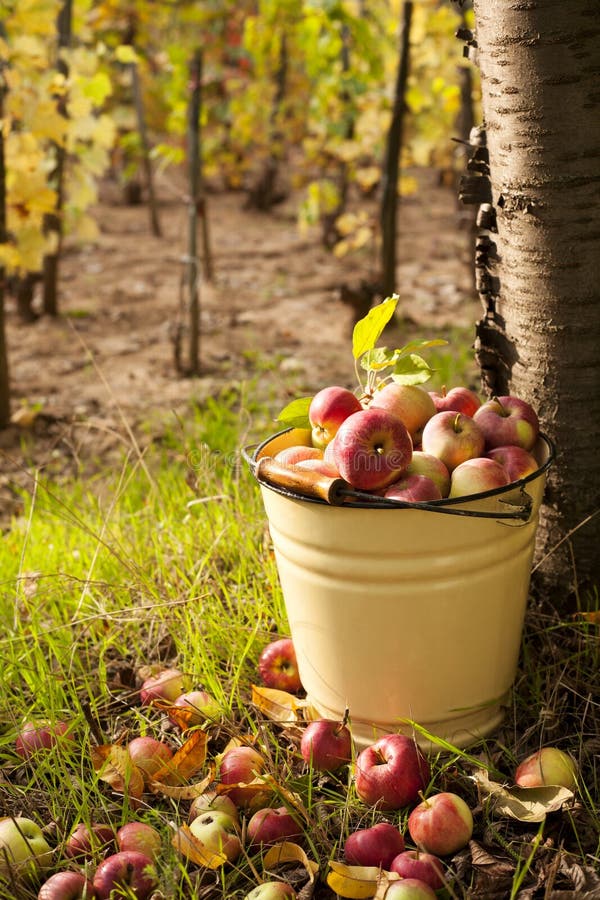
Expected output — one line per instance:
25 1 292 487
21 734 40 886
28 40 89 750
242 429 555 512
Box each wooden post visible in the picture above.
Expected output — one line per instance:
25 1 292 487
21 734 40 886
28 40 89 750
186 49 203 376
0 64 11 427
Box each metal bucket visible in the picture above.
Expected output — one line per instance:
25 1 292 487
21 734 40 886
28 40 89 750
245 429 554 749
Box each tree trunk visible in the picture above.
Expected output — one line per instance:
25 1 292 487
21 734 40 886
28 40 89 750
0 68 10 427
472 0 600 600
379 1 412 299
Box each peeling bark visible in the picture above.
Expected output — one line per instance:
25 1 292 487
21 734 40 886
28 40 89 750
471 0 600 599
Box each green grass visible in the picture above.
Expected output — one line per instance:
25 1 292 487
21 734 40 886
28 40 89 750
0 379 598 899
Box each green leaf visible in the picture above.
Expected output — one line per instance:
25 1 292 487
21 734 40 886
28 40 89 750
391 354 434 385
276 397 312 429
396 338 448 355
352 296 399 360
359 347 397 372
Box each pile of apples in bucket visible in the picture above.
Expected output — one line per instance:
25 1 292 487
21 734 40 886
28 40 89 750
276 296 541 501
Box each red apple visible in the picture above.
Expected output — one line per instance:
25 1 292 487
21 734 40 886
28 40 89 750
473 395 539 451
219 746 266 807
116 822 162 860
421 411 485 471
429 386 481 417
309 386 362 449
15 720 74 760
333 408 413 491
65 823 116 861
92 851 157 900
139 668 190 706
404 451 450 497
390 850 445 890
189 791 240 824
168 690 220 726
247 806 303 847
384 474 442 503
294 458 341 477
514 747 577 790
300 719 352 772
407 792 473 856
274 446 323 465
486 445 539 482
344 822 405 870
38 871 96 899
448 457 509 498
258 637 302 692
354 735 430 810
245 883 297 899
384 879 437 899
369 384 436 441
188 811 241 862
127 736 174 780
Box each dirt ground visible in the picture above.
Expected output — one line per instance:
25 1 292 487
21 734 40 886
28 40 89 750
0 168 480 522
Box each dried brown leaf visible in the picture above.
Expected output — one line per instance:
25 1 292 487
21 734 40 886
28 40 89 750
251 685 309 723
149 772 213 800
90 743 145 803
152 730 208 786
472 769 574 821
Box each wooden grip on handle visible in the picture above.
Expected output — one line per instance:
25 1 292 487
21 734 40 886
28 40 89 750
255 457 348 505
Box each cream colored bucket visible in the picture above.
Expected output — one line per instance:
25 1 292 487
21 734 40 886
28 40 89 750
246 429 553 749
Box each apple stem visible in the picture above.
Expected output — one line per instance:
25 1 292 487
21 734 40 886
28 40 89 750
417 790 430 808
341 707 350 729
453 412 461 433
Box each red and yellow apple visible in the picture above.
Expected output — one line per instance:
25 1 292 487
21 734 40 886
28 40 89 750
384 474 442 503
448 457 509 498
407 792 473 856
258 637 302 693
333 408 413 491
473 396 539 451
514 747 577 790
300 719 352 772
354 734 430 810
404 451 450 497
429 386 481 417
487 445 538 482
421 411 485 471
369 383 436 441
344 821 405 870
309 386 362 449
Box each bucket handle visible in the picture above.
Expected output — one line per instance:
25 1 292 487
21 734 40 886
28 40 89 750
244 448 535 523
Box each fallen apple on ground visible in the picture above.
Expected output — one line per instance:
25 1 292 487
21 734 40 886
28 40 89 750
514 747 578 790
189 791 240 824
354 734 430 810
117 822 162 860
258 637 302 692
333 408 413 491
188 811 242 862
139 668 190 706
168 689 220 726
309 385 362 449
384 878 437 899
218 745 267 807
127 736 174 780
389 849 445 890
15 720 74 760
37 870 96 900
344 821 405 870
65 822 115 861
247 806 302 847
93 850 157 900
245 882 297 899
300 719 352 772
0 816 53 877
408 792 473 856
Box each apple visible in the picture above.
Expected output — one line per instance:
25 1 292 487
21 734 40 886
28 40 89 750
258 637 302 692
168 689 220 726
384 879 437 899
139 668 190 705
384 474 442 503
188 811 241 862
344 822 405 870
300 719 352 772
127 736 174 780
369 384 436 441
421 411 485 471
333 408 413 491
116 822 162 860
245 883 297 899
390 850 445 890
247 806 303 847
429 386 481 417
274 446 323 465
309 386 362 449
37 871 96 899
514 747 578 790
407 792 473 856
189 791 240 824
404 451 450 497
0 816 53 877
323 437 337 465
65 823 116 860
92 850 157 900
294 458 341 477
219 745 267 807
473 395 539 451
354 735 430 810
15 720 74 760
487 445 539 482
448 457 509 498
